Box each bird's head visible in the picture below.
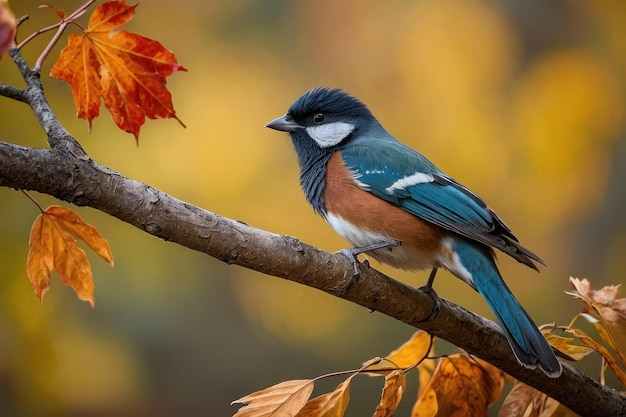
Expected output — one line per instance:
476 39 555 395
266 87 373 148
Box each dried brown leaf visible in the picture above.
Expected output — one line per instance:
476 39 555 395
567 277 626 364
544 334 594 361
411 355 502 417
566 328 626 386
295 376 353 417
232 379 315 417
498 382 559 417
373 369 406 417
472 357 506 405
411 385 437 417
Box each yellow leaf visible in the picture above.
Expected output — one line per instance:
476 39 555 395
373 369 406 417
416 356 436 400
544 334 595 361
412 386 437 417
26 206 113 307
46 206 114 266
567 277 626 365
498 382 560 417
566 328 626 386
51 222 94 306
385 331 433 369
295 376 353 417
26 214 54 301
232 379 315 417
412 350 437 417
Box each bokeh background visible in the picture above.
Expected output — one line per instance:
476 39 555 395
1 0 625 415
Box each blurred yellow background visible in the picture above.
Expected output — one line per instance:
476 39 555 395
1 0 625 415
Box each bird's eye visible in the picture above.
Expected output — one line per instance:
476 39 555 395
313 113 325 124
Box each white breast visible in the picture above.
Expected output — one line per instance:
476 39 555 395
325 213 438 271
326 212 388 247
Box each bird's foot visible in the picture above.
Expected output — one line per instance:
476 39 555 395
336 239 402 277
417 285 440 322
334 240 401 296
417 268 440 321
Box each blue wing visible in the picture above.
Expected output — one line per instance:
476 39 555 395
340 135 544 270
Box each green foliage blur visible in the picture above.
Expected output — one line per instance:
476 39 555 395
1 0 625 415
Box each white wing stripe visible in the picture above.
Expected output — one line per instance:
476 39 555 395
384 172 434 194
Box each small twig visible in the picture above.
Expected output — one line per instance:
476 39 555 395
17 20 67 50
16 0 98 70
0 82 26 102
16 15 30 28
33 20 70 71
21 190 45 214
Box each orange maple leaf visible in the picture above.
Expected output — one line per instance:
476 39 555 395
412 355 504 417
27 206 114 307
50 0 186 141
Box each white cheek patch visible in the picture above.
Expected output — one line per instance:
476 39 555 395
385 172 434 194
306 122 355 148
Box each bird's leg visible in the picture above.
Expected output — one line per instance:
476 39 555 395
417 267 440 321
336 239 402 277
425 267 438 288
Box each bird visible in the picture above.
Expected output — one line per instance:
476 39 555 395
265 87 562 378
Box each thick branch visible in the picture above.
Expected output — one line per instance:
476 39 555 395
0 141 624 416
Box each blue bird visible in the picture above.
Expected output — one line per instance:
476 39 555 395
266 87 562 378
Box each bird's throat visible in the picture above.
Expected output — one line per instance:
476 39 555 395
290 131 334 215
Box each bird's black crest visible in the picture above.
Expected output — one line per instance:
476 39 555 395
288 87 372 119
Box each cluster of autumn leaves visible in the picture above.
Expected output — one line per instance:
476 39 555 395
5 0 187 306
231 278 626 417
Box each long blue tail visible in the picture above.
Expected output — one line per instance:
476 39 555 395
452 239 562 378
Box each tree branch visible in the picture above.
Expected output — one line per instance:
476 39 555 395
1 50 624 417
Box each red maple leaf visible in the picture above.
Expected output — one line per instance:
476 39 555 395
50 0 187 141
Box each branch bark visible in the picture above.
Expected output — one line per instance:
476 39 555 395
1 49 624 416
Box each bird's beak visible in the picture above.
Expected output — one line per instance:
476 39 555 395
265 115 303 132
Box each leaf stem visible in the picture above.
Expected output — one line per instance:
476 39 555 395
21 190 44 214
17 20 65 50
33 21 70 71
17 0 98 71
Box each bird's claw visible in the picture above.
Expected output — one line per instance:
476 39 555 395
417 284 441 322
337 248 362 277
335 240 401 295
336 239 402 277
